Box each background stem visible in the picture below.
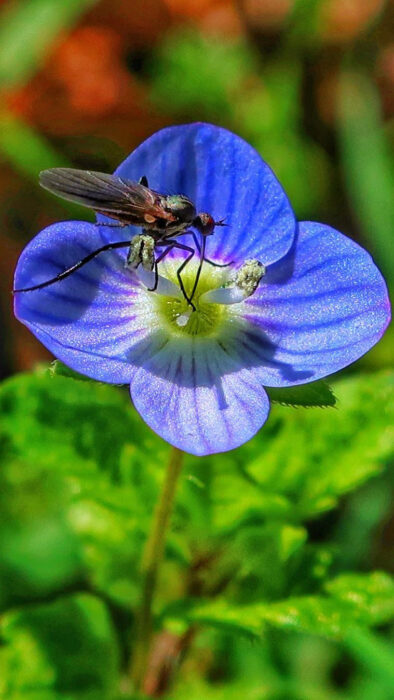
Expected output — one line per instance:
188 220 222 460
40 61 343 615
131 446 184 692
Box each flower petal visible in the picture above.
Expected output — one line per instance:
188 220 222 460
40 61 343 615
14 220 161 383
239 221 391 386
129 337 270 456
99 123 296 266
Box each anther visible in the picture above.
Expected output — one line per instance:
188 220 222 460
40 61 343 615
200 259 265 305
235 259 265 297
125 234 155 271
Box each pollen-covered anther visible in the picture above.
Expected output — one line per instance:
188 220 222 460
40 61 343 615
200 258 265 305
235 259 265 297
125 234 155 271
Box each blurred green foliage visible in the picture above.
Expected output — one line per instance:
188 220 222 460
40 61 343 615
0 368 392 697
173 571 394 640
1 594 119 699
0 0 99 89
338 70 394 285
0 113 71 177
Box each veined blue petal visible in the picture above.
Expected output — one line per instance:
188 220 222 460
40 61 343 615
14 221 163 383
99 123 297 266
239 222 391 386
129 337 270 456
13 124 391 456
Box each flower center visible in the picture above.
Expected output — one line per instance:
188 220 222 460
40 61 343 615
154 260 230 337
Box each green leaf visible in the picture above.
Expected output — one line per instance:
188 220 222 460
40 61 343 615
179 373 393 536
168 572 394 642
47 359 96 383
324 571 394 622
0 367 163 478
240 372 393 519
0 369 167 608
266 380 336 408
0 0 99 89
0 594 119 698
344 627 394 689
226 523 308 602
0 457 83 612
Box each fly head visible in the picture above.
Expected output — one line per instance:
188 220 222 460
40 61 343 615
193 213 227 236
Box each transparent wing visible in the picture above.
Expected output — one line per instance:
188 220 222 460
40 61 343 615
39 168 169 220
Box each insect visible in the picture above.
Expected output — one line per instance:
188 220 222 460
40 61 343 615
13 168 229 309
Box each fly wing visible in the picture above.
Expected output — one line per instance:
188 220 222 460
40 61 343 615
39 168 172 222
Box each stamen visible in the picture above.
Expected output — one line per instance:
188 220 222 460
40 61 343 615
125 234 182 298
235 259 265 296
125 234 155 271
136 267 182 298
200 259 265 305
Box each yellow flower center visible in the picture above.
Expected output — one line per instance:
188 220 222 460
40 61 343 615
154 259 230 337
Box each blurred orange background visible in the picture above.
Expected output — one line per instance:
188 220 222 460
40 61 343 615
0 0 393 377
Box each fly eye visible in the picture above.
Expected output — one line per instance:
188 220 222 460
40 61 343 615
193 213 215 236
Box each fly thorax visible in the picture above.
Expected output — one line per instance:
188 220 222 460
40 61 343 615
164 195 196 226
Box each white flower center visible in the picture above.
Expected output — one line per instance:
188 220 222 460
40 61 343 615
132 256 264 338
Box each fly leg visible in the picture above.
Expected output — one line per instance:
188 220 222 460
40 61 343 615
204 257 232 268
170 241 197 311
180 230 233 303
144 240 196 308
145 243 175 292
13 241 131 293
188 231 232 268
188 235 232 303
189 234 206 304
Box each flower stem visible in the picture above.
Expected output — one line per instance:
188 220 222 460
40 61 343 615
131 446 184 692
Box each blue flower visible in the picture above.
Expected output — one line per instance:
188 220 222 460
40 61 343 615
14 123 391 456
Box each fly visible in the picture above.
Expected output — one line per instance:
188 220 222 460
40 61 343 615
13 168 229 309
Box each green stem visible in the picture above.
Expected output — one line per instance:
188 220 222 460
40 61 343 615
131 446 184 692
